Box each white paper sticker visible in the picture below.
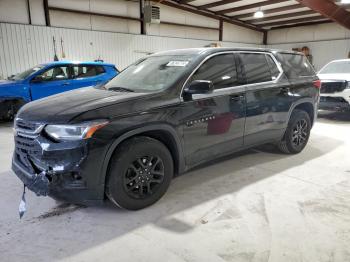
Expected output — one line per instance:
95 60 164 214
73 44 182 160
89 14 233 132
166 61 189 67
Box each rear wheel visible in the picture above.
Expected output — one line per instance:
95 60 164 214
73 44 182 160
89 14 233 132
278 109 311 154
106 136 173 210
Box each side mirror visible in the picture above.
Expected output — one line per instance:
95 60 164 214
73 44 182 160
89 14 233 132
184 80 214 95
31 75 44 83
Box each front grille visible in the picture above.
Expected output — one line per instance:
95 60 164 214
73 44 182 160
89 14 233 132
15 118 43 133
320 81 347 94
14 119 45 172
15 135 40 155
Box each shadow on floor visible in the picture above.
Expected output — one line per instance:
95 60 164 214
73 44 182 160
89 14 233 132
318 111 350 122
4 131 340 261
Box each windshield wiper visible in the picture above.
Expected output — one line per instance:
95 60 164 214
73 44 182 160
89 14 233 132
107 86 135 92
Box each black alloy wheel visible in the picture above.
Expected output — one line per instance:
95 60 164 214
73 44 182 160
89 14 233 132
291 119 308 148
124 156 165 199
106 136 173 210
278 109 311 154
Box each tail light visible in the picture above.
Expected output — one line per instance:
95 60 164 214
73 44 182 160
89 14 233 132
313 80 322 89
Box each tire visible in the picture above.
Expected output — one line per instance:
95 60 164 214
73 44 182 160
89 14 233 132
277 109 311 154
0 100 23 121
106 136 174 210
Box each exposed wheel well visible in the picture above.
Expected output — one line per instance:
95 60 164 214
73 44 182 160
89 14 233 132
294 103 314 126
108 130 181 177
0 98 26 120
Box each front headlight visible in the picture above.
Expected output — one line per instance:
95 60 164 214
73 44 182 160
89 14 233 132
45 120 109 141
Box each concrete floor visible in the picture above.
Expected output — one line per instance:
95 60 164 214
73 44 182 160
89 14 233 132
1 112 350 262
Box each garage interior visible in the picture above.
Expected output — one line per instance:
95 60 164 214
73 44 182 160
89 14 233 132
1 0 350 261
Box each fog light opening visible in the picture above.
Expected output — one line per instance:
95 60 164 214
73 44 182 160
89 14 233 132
72 172 82 180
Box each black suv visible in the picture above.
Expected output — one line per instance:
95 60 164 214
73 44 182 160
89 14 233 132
12 48 320 210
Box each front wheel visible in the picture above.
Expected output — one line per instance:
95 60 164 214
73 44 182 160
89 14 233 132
278 109 311 154
106 136 173 210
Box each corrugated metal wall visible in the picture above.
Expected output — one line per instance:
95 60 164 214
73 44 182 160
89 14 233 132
0 22 260 79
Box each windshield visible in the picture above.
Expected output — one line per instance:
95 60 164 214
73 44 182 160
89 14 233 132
319 61 350 74
104 55 193 92
11 65 44 80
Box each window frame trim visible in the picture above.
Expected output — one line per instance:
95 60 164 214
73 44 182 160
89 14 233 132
32 64 71 82
180 51 284 101
71 65 106 79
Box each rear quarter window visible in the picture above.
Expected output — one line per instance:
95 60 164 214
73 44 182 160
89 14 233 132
72 65 105 78
278 53 315 79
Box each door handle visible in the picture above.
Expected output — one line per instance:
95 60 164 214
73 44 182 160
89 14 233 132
62 82 70 86
280 87 289 93
231 94 245 101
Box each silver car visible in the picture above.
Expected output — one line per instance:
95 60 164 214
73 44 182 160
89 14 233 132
318 59 350 112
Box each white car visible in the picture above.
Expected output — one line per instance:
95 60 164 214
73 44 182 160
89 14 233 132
317 59 350 112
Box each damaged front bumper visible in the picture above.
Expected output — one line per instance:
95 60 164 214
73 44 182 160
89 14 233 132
11 120 107 205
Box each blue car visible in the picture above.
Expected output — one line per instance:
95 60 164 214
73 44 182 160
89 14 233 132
0 61 118 120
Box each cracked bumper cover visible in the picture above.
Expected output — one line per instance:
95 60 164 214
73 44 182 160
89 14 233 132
12 134 107 205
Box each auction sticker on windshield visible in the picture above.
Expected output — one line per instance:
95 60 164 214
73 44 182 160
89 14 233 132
166 61 189 67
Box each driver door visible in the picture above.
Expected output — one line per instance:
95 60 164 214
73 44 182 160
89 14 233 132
30 65 72 100
181 53 246 167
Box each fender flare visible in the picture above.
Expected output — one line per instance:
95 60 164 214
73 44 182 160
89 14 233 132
99 124 186 186
287 98 316 126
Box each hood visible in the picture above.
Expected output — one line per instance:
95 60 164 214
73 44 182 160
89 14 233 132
0 80 13 86
17 87 151 123
317 73 350 81
0 79 22 87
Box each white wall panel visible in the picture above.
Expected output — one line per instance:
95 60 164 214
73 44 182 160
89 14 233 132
29 0 46 25
0 0 29 24
147 24 219 41
0 23 260 79
50 10 92 30
268 23 350 44
223 22 263 44
157 4 219 28
48 0 90 12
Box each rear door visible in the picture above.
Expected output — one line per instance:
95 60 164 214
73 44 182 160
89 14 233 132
71 65 108 88
181 53 246 166
30 65 72 100
237 52 293 146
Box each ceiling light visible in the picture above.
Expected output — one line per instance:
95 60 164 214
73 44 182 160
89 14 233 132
341 0 350 3
254 10 264 18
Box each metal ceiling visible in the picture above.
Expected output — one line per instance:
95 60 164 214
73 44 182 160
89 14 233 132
160 0 350 31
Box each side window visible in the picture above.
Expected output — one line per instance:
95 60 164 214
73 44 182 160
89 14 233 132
238 53 272 84
38 66 69 81
265 55 280 80
278 53 315 79
95 66 106 75
191 54 238 90
72 65 105 78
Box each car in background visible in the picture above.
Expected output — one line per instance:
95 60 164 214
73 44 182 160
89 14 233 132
317 59 350 112
0 61 118 120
